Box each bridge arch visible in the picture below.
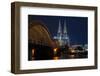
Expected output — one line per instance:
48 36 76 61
28 21 53 47
28 21 54 60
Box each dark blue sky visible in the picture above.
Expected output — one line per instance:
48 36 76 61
28 15 88 45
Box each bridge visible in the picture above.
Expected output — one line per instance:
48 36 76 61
28 21 54 60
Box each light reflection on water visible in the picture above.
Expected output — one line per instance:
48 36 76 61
53 57 59 60
31 49 88 60
53 54 76 60
68 54 75 58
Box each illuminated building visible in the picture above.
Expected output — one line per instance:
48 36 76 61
54 20 70 47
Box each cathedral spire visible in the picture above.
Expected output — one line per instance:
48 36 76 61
58 20 62 34
54 19 70 47
63 20 67 34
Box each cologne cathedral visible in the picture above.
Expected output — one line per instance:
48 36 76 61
54 20 70 47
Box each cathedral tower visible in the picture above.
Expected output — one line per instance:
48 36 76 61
54 20 70 47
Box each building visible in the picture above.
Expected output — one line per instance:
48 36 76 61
54 20 70 47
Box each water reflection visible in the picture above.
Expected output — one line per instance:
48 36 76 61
31 53 87 60
29 47 88 60
53 57 59 60
32 49 35 57
68 54 75 58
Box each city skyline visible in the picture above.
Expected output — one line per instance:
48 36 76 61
28 15 88 45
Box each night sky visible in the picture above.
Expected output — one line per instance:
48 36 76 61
28 15 88 45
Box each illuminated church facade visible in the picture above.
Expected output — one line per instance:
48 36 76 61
54 20 70 47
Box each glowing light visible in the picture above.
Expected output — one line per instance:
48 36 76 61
54 48 57 52
69 55 75 58
53 57 59 60
32 49 35 56
71 49 76 53
54 48 58 55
